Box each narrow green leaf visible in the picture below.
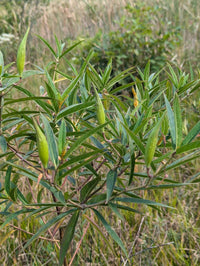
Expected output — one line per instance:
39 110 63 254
17 188 29 204
57 101 94 120
36 34 57 58
5 166 12 196
102 58 112 84
122 123 145 154
163 150 200 172
59 40 83 59
45 69 60 99
0 50 4 76
0 209 33 230
181 121 200 145
174 93 182 148
41 115 59 167
62 50 93 102
144 114 164 167
14 85 53 115
80 177 100 203
115 197 174 209
106 169 117 203
59 150 101 170
176 141 200 154
58 120 66 156
93 209 128 257
106 67 134 91
164 94 176 149
24 209 77 249
0 135 7 152
83 214 115 254
64 121 110 159
59 211 80 266
86 68 104 90
109 203 124 220
54 35 62 57
141 183 195 190
110 203 141 214
167 64 179 88
129 151 135 185
144 60 150 87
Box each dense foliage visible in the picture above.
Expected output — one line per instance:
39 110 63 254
0 30 200 265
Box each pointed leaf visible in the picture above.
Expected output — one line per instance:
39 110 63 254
114 197 174 209
64 121 110 158
181 121 200 145
174 93 182 148
176 141 200 154
41 114 59 167
59 40 83 59
57 101 94 120
164 94 176 149
24 209 77 249
62 50 93 102
106 169 117 203
36 34 57 58
122 123 145 154
80 177 100 203
129 151 135 185
0 135 7 152
5 166 12 196
0 50 4 76
93 209 128 257
58 119 66 156
59 211 80 266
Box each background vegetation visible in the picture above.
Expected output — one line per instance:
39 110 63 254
0 0 200 265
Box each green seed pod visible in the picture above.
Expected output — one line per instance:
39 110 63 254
144 118 162 168
94 87 105 127
17 27 30 78
33 118 49 169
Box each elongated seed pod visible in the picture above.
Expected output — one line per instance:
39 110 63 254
94 87 105 126
17 27 30 78
33 118 49 169
144 119 161 167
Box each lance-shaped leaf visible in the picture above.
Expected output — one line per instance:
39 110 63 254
164 94 176 149
114 197 174 209
64 121 110 159
0 50 4 76
173 93 182 148
59 211 80 266
24 209 77 250
181 121 200 146
61 50 94 102
0 135 7 152
144 115 164 167
80 177 100 203
41 114 59 168
58 119 67 156
106 169 117 203
93 209 128 257
5 166 12 197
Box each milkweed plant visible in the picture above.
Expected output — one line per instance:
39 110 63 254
0 28 200 265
